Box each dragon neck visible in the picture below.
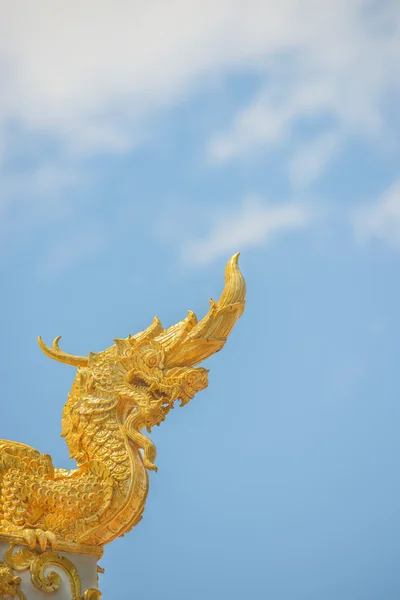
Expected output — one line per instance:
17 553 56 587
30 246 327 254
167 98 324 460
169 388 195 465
62 391 150 546
62 388 140 485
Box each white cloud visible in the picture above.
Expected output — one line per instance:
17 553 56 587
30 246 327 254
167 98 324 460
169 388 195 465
0 0 398 164
182 196 311 265
1 1 398 268
288 131 343 187
207 1 399 182
1 164 79 200
0 163 81 247
353 180 400 248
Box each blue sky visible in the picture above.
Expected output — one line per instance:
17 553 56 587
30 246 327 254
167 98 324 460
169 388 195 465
1 1 400 598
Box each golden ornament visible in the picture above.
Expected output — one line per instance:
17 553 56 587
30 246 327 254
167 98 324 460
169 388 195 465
0 254 245 553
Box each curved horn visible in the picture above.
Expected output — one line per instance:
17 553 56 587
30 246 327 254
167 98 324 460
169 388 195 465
164 253 246 368
38 336 89 367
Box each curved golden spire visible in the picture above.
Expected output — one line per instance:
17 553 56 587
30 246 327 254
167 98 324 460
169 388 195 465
161 252 246 368
37 335 89 367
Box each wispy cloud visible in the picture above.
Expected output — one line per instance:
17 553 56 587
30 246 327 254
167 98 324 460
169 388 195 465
288 131 343 188
1 1 398 274
353 180 400 249
0 161 107 277
0 163 81 246
1 164 79 201
207 1 399 184
181 196 311 265
0 1 398 163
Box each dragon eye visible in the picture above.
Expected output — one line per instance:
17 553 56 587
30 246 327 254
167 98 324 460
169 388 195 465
146 353 159 367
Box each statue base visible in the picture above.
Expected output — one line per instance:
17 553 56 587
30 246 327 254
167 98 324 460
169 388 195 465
0 533 103 599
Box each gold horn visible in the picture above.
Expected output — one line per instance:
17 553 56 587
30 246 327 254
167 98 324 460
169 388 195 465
38 336 89 367
164 253 246 368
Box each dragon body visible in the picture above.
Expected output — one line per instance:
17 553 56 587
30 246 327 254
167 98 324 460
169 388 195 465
0 254 245 550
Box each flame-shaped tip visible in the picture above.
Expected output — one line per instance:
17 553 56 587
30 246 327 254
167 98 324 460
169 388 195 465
163 253 246 368
219 252 246 307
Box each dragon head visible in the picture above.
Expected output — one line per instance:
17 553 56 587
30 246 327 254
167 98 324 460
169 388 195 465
38 254 245 468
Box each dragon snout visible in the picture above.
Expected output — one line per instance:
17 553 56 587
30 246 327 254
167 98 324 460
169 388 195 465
178 368 209 405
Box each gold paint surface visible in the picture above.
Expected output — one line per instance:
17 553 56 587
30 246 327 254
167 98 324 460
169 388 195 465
0 555 24 599
0 254 245 552
2 544 82 598
83 590 102 599
0 534 103 558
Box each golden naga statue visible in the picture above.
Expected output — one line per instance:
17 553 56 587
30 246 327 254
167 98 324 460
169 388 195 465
0 254 245 551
